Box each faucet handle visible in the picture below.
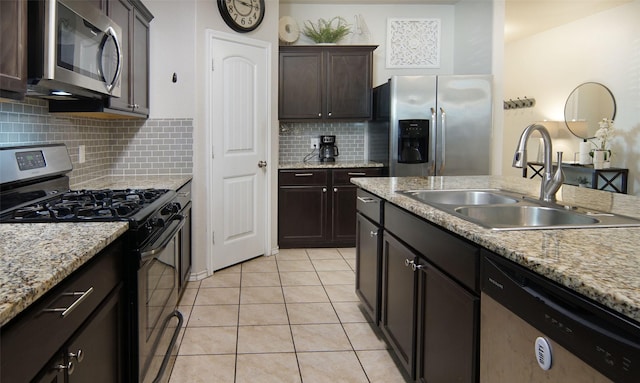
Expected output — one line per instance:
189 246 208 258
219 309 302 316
552 151 565 187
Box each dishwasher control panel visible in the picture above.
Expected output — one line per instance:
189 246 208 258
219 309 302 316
481 250 640 383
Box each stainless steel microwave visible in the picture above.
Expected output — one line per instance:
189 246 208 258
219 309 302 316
27 0 123 99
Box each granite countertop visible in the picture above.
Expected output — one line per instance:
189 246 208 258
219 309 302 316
0 174 193 327
0 222 128 327
71 174 192 190
351 175 640 323
279 161 383 169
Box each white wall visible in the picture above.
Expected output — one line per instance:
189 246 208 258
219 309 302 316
280 3 490 87
145 0 280 278
503 0 640 194
453 0 493 74
145 0 196 119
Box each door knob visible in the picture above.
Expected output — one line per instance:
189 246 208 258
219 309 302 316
258 160 267 168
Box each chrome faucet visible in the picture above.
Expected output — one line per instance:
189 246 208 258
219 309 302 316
512 124 565 203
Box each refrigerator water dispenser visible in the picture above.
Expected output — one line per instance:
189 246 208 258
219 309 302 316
398 120 428 163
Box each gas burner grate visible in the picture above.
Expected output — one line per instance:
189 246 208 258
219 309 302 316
5 188 171 222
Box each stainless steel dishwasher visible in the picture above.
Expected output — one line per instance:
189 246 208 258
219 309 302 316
480 251 640 383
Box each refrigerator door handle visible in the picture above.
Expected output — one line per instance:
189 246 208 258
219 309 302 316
440 107 446 174
430 107 437 175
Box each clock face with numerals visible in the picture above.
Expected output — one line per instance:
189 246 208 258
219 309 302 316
217 0 265 33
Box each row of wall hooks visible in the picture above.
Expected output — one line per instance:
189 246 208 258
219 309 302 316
504 97 536 109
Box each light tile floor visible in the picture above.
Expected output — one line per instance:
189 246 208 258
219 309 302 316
168 248 409 383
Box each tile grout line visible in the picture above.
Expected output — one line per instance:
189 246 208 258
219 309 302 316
276 249 305 383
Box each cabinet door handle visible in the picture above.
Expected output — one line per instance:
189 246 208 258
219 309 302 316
328 112 332 117
357 196 378 203
369 231 378 237
69 349 84 363
318 113 322 117
322 187 327 192
43 287 94 318
294 173 313 177
333 187 338 192
258 160 268 168
348 172 366 176
404 259 414 267
411 263 424 272
56 361 74 375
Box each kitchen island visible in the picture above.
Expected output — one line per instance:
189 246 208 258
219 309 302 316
352 175 640 382
351 175 640 322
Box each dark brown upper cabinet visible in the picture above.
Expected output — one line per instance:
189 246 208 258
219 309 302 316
106 0 152 117
0 0 27 101
279 45 377 122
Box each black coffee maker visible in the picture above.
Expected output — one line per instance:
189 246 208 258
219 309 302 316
319 135 339 162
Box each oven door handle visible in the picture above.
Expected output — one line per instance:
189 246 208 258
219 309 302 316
140 216 185 262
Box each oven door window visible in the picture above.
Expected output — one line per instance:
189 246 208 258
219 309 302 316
57 3 120 85
145 238 177 340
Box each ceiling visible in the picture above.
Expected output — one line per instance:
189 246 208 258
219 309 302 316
279 0 631 43
504 0 631 43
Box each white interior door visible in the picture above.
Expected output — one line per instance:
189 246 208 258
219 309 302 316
208 32 270 271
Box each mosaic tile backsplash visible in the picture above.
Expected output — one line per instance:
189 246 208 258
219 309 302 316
279 122 366 163
0 98 193 186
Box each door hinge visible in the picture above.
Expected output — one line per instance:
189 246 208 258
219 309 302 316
212 145 215 159
211 59 215 71
212 231 215 244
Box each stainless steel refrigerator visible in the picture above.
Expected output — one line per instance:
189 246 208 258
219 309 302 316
368 75 493 176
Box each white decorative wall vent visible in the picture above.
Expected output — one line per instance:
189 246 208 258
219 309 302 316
386 18 441 68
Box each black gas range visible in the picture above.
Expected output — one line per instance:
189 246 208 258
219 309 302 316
1 186 178 250
0 144 184 383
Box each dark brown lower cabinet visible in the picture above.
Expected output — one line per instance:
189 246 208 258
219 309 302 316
1 239 125 383
34 285 125 383
65 284 125 382
355 212 382 323
366 200 480 382
278 167 382 248
417 263 479 383
278 170 328 247
380 231 418 378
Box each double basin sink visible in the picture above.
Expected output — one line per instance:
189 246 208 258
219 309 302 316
398 189 640 230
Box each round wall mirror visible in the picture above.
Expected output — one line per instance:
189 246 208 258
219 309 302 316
564 82 616 139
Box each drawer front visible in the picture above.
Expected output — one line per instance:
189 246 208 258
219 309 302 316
1 239 124 383
279 169 328 186
356 189 383 225
385 204 479 292
333 167 383 185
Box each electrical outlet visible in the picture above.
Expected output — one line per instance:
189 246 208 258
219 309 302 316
310 137 320 149
78 145 86 164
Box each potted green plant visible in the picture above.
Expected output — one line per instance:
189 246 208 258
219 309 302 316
302 17 351 44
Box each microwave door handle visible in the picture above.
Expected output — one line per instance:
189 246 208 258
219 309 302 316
101 26 123 92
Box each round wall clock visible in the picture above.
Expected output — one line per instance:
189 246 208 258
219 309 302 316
217 0 265 33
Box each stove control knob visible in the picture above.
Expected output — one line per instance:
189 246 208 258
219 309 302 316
151 218 166 228
162 203 180 215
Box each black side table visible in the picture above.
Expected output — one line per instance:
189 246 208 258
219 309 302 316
524 162 628 194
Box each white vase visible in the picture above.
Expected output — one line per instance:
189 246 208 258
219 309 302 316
593 150 606 169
